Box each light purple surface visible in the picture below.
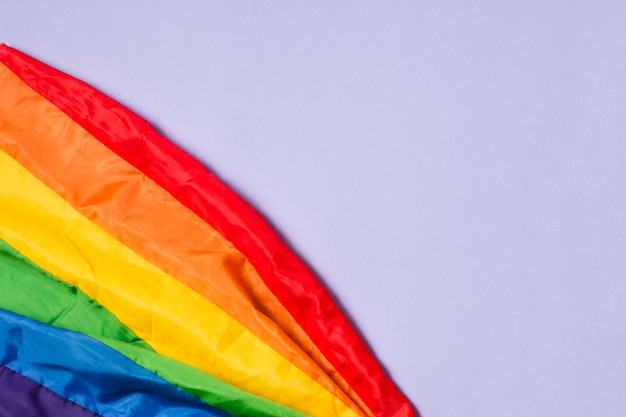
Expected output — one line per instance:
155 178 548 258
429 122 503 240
1 2 625 416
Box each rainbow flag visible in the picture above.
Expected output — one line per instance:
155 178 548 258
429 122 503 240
0 44 414 417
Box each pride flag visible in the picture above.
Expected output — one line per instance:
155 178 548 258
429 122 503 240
0 44 414 417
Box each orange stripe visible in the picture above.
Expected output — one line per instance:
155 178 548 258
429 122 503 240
0 62 373 417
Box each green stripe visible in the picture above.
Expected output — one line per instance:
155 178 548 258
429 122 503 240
0 238 149 348
0 238 307 417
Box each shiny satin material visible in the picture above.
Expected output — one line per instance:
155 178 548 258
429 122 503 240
0 365 99 417
0 44 414 417
0 309 231 417
0 62 361 416
0 238 148 349
0 147 359 417
0 237 306 417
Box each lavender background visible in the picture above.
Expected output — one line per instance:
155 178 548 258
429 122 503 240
2 2 625 416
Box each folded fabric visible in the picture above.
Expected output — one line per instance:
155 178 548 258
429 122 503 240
0 237 305 417
0 43 414 417
0 309 231 417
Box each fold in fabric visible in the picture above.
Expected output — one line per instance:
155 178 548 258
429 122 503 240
0 61 361 417
0 237 306 417
0 365 100 417
0 238 149 349
0 43 415 417
0 146 358 417
0 46 415 417
0 309 233 417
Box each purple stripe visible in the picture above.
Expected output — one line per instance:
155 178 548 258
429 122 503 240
0 365 99 417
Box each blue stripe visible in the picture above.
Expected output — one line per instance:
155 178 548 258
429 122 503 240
0 309 232 417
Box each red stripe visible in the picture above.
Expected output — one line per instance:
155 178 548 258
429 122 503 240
0 44 415 417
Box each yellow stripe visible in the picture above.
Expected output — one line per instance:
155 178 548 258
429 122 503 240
0 147 360 417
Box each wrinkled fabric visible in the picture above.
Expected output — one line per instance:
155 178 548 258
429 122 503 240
0 237 305 417
0 238 149 349
0 146 356 417
0 61 358 415
0 43 415 417
0 365 100 417
0 309 231 417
